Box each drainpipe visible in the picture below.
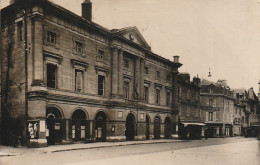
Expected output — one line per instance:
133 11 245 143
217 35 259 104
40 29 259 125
18 8 28 145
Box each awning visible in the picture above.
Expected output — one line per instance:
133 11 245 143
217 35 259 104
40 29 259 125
182 122 206 127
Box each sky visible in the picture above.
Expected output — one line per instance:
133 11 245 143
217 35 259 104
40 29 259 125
1 0 260 94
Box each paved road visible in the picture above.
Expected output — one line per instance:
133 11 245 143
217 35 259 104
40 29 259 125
1 137 259 165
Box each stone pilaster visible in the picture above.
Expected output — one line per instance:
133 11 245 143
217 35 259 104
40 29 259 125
111 48 119 97
134 57 141 99
31 9 44 86
118 50 124 97
140 59 145 100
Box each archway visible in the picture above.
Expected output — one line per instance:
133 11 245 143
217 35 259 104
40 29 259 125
72 109 87 141
125 113 136 141
164 117 171 139
146 115 150 140
46 107 62 145
154 116 161 139
95 111 107 142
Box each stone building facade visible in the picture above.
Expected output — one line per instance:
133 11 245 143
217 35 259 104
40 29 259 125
177 73 204 139
0 0 181 146
200 79 234 137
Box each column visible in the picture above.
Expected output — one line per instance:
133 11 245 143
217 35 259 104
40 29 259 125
32 13 44 85
140 59 145 100
111 48 119 97
171 70 178 112
134 57 141 99
118 50 124 97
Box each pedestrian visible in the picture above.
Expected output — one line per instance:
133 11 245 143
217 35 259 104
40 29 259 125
205 128 208 140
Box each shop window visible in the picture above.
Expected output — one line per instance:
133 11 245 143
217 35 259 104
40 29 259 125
98 75 105 96
75 69 83 92
47 63 57 88
47 31 56 44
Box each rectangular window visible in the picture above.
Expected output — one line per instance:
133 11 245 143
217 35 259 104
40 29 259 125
209 99 213 107
166 91 170 106
98 50 104 60
156 89 160 105
47 31 56 44
178 87 182 98
144 86 148 102
17 21 23 41
156 71 160 79
166 74 170 81
47 63 57 88
75 41 83 53
75 70 83 92
209 112 213 121
124 59 129 68
123 81 130 99
144 67 149 74
98 75 105 96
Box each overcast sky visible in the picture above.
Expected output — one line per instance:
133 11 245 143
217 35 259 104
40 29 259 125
1 0 260 93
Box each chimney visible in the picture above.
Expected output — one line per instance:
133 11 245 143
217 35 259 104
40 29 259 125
173 55 179 63
82 0 92 21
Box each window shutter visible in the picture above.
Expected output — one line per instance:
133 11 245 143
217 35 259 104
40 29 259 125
206 112 208 121
213 99 217 107
206 99 209 106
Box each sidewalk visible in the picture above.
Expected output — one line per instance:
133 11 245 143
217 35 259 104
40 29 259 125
0 139 185 157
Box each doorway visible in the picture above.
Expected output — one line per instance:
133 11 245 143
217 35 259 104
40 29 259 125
126 113 136 141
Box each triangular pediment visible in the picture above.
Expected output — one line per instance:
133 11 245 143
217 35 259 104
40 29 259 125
111 26 151 50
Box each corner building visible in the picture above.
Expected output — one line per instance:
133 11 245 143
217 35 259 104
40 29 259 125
1 0 181 146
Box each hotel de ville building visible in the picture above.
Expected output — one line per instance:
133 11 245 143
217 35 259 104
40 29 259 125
0 0 182 146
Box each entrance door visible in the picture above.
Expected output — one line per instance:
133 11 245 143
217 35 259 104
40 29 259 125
164 117 171 139
146 115 150 140
126 113 135 141
95 111 107 142
154 117 161 139
46 107 62 145
72 109 87 141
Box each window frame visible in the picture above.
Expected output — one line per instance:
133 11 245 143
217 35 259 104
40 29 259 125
46 63 57 88
98 75 105 96
155 89 160 105
75 69 84 92
47 31 56 44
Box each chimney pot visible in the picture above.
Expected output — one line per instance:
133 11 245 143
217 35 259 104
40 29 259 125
173 56 179 63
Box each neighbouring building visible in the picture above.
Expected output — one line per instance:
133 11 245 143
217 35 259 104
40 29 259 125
0 0 182 146
200 79 234 137
233 89 249 136
176 73 204 139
